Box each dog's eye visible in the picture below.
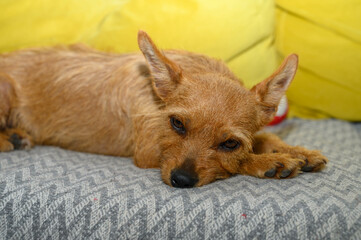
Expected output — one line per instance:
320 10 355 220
170 117 186 134
219 139 240 151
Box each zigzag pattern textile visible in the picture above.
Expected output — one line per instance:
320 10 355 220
1 119 361 239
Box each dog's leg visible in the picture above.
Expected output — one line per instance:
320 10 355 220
4 128 34 150
252 132 328 174
239 152 304 178
0 74 34 152
0 133 14 151
132 116 161 169
133 140 161 168
0 128 34 151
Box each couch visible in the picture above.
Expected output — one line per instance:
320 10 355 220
1 0 360 239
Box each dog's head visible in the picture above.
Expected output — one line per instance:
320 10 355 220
138 31 298 188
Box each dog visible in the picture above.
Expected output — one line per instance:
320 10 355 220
0 31 328 188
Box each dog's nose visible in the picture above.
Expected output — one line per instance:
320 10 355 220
171 169 198 188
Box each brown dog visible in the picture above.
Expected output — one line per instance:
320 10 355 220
0 31 328 187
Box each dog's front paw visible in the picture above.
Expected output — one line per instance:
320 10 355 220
262 154 304 179
279 146 328 173
0 128 34 152
8 133 33 150
298 150 328 172
242 153 304 179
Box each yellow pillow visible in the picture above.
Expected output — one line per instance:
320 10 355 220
276 0 361 121
0 0 277 88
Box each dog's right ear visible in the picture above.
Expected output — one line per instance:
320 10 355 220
138 31 182 100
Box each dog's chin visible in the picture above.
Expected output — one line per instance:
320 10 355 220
161 176 213 188
160 163 174 187
161 172 173 187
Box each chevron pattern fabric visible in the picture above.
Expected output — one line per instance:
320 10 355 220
1 119 361 239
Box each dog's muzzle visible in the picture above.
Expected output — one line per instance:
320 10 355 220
170 169 198 188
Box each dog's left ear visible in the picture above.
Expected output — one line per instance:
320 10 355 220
138 30 182 100
251 54 298 124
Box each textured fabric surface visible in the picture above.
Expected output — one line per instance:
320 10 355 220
1 119 361 239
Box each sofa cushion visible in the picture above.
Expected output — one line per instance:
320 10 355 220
1 119 360 238
0 0 277 87
275 0 361 121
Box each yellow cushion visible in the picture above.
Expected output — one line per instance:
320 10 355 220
0 0 277 88
276 0 361 121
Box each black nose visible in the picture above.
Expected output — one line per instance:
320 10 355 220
171 169 198 188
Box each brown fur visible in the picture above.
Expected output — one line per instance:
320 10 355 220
0 31 328 187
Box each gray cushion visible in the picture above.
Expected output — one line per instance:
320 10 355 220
1 119 360 239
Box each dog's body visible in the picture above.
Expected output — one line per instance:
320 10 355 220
0 31 328 187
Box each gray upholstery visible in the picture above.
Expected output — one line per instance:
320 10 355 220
1 119 361 239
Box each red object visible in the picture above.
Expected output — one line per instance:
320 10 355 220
268 96 288 126
241 213 247 219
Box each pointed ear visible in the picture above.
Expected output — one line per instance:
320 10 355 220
251 54 298 123
138 30 182 100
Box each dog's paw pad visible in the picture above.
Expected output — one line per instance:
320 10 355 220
262 155 304 179
301 164 313 172
265 168 277 178
300 154 328 173
280 169 292 178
